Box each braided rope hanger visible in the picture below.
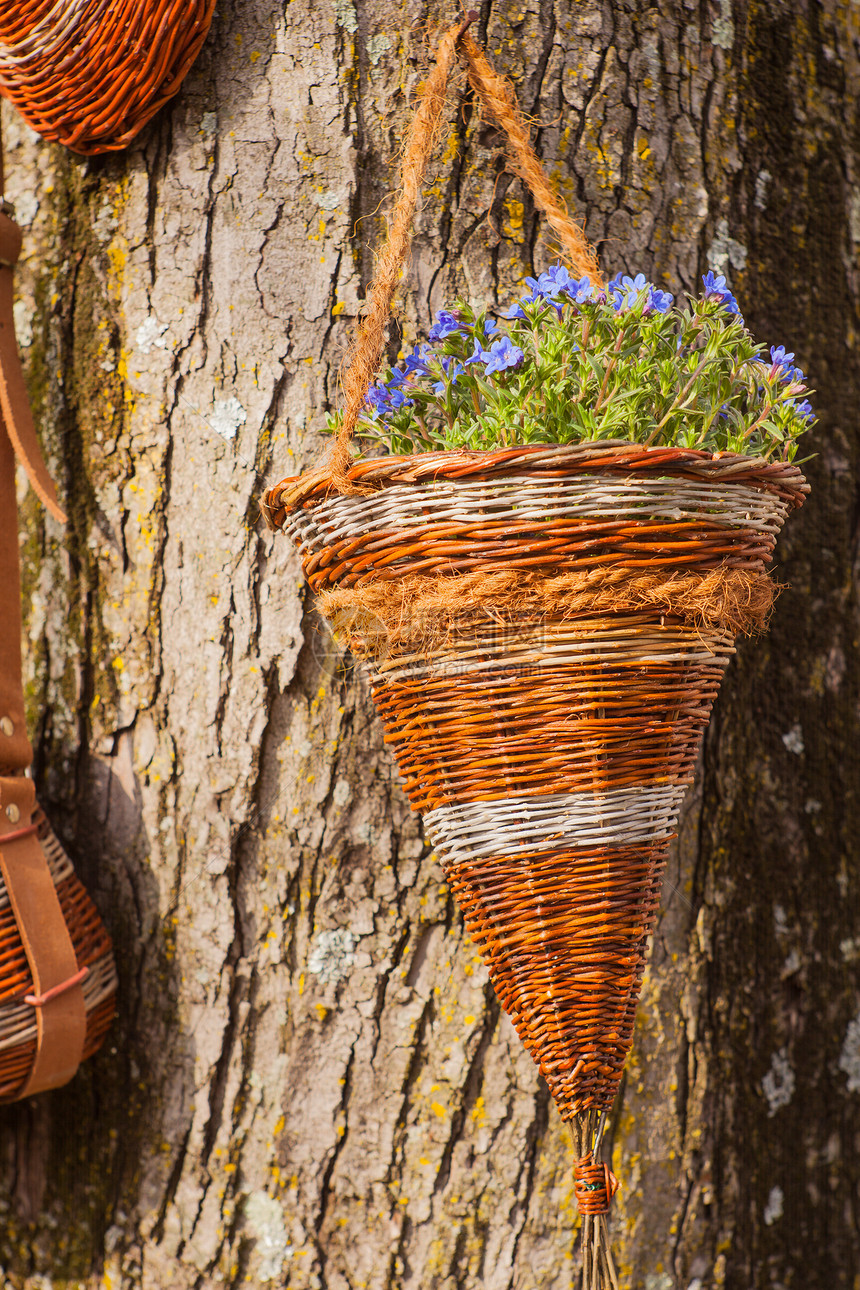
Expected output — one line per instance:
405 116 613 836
0 0 216 153
299 12 604 506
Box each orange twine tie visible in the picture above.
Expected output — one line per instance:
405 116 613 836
574 1153 621 1216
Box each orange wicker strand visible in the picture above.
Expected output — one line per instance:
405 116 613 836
0 0 216 154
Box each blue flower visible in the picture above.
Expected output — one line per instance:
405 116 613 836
537 265 575 298
505 301 527 320
432 356 464 394
649 286 674 313
702 270 742 318
769 346 803 382
482 337 525 375
464 338 489 365
364 383 390 419
702 270 728 296
482 317 499 338
621 273 648 296
403 344 432 376
427 310 463 342
794 399 814 422
770 346 795 367
564 275 594 305
607 272 627 310
387 386 413 410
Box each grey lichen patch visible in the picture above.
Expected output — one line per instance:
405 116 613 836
134 315 169 355
307 928 357 984
762 1048 795 1116
838 1009 860 1092
712 0 734 50
13 298 33 348
754 168 772 210
210 395 247 441
763 1185 784 1226
781 724 804 755
707 217 748 284
245 1190 291 1281
366 33 392 66
333 0 357 33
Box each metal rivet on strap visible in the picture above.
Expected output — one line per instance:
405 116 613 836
0 717 13 737
5 804 20 824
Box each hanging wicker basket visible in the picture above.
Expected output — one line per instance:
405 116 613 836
267 443 806 1120
0 0 216 153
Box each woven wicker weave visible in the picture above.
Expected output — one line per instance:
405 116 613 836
0 0 216 153
0 801 117 1101
271 443 807 1117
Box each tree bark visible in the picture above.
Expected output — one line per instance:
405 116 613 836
1 1 858 1287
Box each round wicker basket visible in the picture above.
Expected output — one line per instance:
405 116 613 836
268 442 807 1118
0 0 216 153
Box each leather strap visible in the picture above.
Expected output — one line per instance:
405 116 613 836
0 777 86 1096
0 158 86 1097
0 212 66 523
0 420 34 773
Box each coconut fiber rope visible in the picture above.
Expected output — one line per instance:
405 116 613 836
0 0 216 153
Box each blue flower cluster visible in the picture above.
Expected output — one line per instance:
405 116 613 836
702 270 741 319
364 312 523 418
606 272 674 314
351 259 815 461
768 345 813 421
505 263 597 318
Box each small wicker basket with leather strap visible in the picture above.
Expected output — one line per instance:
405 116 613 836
0 200 117 1101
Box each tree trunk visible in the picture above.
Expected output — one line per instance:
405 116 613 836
1 1 858 1287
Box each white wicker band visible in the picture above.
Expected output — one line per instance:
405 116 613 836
370 621 735 682
424 784 689 863
285 475 791 558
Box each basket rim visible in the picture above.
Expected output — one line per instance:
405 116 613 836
265 440 809 523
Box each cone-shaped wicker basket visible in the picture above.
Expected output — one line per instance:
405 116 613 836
264 18 809 1288
266 442 806 1278
270 442 806 1117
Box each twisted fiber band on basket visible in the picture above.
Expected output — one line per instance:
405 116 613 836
0 805 116 1100
0 0 216 153
319 565 779 646
274 449 806 1115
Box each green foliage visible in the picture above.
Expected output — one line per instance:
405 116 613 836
331 267 815 461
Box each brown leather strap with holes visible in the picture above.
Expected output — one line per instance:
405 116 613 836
0 168 86 1098
0 778 86 1095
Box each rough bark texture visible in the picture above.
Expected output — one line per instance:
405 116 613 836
1 1 858 1287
